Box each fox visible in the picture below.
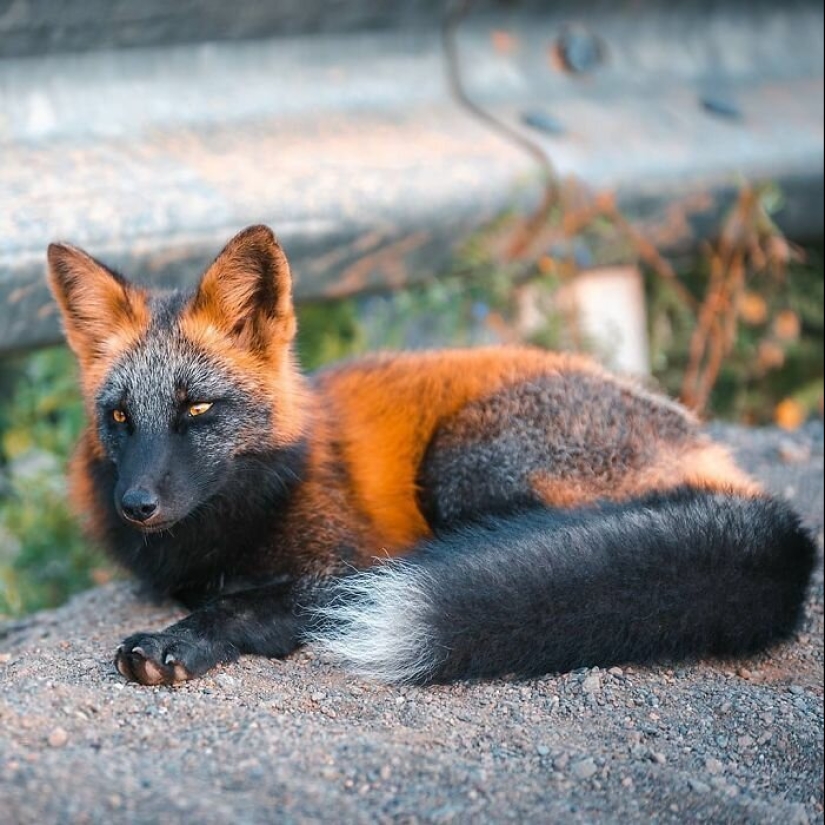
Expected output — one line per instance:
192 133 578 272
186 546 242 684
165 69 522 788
45 225 815 687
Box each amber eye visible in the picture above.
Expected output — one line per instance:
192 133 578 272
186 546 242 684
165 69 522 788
112 409 127 424
188 402 213 418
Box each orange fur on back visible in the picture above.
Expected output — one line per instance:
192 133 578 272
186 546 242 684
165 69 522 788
316 348 603 551
315 348 760 553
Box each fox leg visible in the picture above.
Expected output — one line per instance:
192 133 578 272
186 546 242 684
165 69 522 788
115 578 314 685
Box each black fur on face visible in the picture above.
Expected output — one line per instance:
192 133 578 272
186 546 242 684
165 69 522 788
95 295 273 533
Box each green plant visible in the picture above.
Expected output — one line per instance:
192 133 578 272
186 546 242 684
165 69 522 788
0 347 107 617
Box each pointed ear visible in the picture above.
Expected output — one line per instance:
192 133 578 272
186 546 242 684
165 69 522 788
184 225 296 351
47 243 149 365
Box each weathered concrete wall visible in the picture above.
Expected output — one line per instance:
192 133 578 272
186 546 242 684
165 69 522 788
0 1 822 353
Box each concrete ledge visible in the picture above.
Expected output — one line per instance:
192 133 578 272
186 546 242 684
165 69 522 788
1 6 822 353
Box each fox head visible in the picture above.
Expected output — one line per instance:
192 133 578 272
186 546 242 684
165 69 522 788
47 226 308 533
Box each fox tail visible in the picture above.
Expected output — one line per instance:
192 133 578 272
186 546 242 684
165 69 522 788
308 487 816 684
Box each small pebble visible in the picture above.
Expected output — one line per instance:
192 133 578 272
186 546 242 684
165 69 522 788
571 758 598 781
581 674 602 694
705 757 724 775
47 728 69 748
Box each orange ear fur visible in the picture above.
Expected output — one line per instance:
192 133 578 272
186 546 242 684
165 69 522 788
182 225 296 354
46 243 149 371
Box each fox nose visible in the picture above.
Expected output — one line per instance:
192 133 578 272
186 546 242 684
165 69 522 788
121 488 160 523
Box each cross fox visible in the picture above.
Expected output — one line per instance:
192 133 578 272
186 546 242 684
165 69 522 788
46 225 815 686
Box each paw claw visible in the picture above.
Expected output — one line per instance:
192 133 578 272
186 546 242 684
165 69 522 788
140 659 166 686
172 664 191 683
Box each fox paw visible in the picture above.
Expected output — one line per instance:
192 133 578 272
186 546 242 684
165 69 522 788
115 632 205 686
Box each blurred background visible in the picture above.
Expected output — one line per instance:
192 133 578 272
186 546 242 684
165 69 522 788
0 0 823 616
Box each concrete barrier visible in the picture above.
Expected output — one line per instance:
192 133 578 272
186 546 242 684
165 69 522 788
1 1 822 353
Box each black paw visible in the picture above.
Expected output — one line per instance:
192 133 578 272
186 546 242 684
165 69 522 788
115 630 229 686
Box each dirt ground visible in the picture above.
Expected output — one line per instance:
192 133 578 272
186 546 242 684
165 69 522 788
1 424 823 825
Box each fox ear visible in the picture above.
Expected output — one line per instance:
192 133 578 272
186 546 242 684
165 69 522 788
47 243 149 365
185 225 296 351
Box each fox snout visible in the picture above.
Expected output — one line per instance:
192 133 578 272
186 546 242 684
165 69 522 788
119 487 161 525
115 477 172 532
112 436 181 532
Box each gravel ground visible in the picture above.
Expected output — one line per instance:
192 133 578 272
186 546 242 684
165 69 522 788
1 424 823 825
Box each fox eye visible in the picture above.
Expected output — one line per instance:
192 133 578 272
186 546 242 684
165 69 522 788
112 409 128 424
188 402 213 418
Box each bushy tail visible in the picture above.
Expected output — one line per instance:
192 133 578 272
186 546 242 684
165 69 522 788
308 488 816 684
